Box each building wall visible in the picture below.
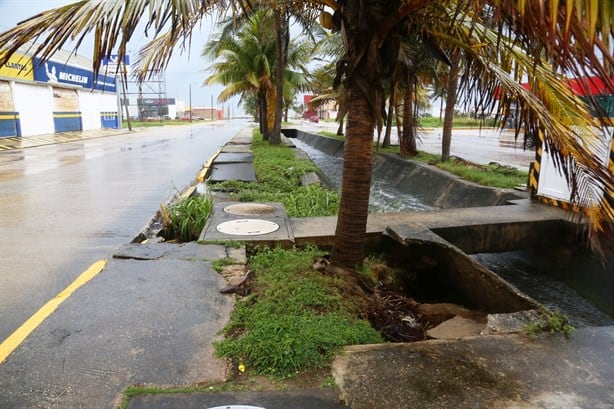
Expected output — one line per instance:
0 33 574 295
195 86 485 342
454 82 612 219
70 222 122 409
80 90 101 130
12 82 54 137
80 91 117 129
0 80 18 137
0 48 120 137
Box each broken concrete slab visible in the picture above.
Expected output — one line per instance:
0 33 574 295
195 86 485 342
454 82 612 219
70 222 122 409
300 171 321 186
113 242 227 261
426 316 485 339
209 163 256 182
333 327 614 409
228 135 253 145
484 309 543 334
384 223 540 313
220 144 252 153
214 152 254 163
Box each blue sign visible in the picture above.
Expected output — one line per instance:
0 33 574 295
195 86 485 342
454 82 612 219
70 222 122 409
102 54 130 66
32 57 117 92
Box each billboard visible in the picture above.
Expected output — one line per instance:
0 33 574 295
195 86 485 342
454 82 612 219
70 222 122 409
32 57 117 92
102 54 131 74
137 98 176 118
0 52 34 80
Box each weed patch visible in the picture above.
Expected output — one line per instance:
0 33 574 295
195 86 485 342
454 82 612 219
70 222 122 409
526 310 575 338
161 194 213 242
215 246 382 377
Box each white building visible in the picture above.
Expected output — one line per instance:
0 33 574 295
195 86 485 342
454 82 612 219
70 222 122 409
0 47 120 138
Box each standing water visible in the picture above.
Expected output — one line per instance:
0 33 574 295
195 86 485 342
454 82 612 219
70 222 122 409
474 251 613 328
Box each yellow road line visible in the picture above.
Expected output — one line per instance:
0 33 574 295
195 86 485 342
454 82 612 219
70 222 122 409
0 259 107 364
197 148 221 182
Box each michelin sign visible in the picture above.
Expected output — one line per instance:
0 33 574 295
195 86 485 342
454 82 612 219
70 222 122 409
33 57 117 92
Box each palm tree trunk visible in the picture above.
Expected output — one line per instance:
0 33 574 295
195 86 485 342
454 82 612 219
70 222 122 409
331 89 374 268
442 49 461 162
336 101 347 136
396 101 403 142
260 92 270 140
336 120 344 136
382 83 396 148
401 76 417 156
270 9 286 145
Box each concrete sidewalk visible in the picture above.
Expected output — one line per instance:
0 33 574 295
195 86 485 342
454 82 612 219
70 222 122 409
0 128 135 151
126 327 614 409
0 242 235 409
334 327 614 409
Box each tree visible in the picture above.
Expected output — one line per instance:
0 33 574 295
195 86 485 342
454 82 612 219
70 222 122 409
203 11 276 137
1 0 611 266
397 35 443 156
441 48 461 162
204 9 311 140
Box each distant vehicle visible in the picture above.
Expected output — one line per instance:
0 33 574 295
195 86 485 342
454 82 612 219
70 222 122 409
309 115 319 123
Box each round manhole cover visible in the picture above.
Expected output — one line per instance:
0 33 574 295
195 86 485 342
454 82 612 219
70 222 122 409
216 219 279 236
207 406 266 409
223 203 276 215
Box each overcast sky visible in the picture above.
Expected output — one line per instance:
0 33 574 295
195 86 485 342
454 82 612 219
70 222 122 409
0 0 243 113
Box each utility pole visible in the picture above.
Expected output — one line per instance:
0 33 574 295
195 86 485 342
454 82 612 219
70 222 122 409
121 71 132 131
189 84 192 123
211 94 214 121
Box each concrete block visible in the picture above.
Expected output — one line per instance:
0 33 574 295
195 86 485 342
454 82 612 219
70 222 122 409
296 130 319 145
208 163 256 182
214 152 253 163
372 154 419 186
312 136 344 157
435 179 517 208
396 165 455 206
301 171 321 186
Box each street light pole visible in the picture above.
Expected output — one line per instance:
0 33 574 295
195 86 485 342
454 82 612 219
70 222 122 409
211 94 214 121
189 84 192 123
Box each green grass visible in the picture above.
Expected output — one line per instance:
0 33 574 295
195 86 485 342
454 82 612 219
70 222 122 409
212 256 240 272
418 115 497 128
119 382 254 409
317 130 344 140
438 160 527 188
526 310 575 338
161 194 214 242
212 130 340 217
214 246 382 377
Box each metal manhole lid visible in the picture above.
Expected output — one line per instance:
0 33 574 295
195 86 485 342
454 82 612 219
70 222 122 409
223 203 276 215
216 219 279 236
207 406 266 409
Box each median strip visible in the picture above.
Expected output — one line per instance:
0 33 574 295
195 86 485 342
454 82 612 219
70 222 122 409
0 259 107 364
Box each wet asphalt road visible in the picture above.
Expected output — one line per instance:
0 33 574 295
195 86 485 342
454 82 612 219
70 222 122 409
0 121 242 342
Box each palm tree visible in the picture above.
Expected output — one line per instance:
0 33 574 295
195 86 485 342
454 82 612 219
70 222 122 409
204 9 311 139
203 11 276 137
398 36 442 156
441 48 461 162
324 0 612 266
1 0 611 267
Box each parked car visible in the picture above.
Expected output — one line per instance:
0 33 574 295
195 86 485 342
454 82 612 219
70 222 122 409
309 115 319 123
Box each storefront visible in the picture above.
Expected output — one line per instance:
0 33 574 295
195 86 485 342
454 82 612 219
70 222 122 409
0 49 120 138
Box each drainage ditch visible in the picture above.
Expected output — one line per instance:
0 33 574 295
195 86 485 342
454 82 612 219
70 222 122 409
289 129 613 330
